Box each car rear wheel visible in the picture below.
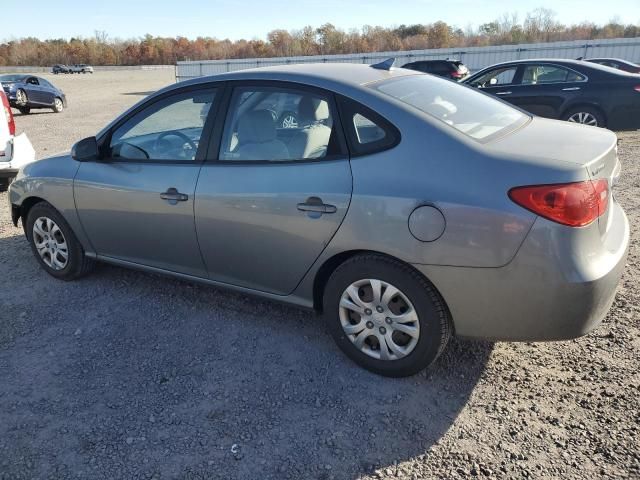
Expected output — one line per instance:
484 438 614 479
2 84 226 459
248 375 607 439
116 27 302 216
323 254 452 377
16 89 28 107
26 202 95 280
563 107 605 128
52 97 64 113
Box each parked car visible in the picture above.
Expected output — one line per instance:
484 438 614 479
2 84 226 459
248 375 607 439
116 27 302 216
0 91 35 191
69 64 94 74
463 59 640 129
0 74 67 114
52 64 71 74
582 57 640 74
402 59 470 80
8 63 629 377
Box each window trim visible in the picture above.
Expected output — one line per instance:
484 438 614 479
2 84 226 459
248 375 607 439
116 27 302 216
209 80 349 165
97 82 224 165
336 95 401 157
518 63 589 86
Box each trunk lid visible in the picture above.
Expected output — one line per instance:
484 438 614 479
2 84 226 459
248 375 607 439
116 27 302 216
486 117 619 236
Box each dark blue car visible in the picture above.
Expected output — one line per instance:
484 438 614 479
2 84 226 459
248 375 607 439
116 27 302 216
0 74 67 114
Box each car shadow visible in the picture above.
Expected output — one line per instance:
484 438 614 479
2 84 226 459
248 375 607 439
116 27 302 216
10 109 57 116
0 230 494 479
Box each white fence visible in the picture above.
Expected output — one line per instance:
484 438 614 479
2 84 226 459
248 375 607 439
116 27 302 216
0 65 175 74
176 37 640 81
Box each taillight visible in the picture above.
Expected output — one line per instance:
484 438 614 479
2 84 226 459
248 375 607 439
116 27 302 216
509 179 609 227
1 91 15 136
451 71 462 79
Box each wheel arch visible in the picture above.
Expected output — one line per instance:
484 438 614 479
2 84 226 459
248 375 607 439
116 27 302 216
15 196 47 229
311 249 450 317
560 102 607 125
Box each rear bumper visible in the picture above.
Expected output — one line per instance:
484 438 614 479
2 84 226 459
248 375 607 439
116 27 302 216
0 166 18 192
414 201 629 341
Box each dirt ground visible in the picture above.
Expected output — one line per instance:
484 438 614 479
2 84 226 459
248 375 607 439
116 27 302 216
0 70 638 480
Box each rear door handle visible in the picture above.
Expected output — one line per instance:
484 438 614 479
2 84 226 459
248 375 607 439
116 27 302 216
160 187 189 204
495 91 512 95
297 196 337 215
562 87 581 91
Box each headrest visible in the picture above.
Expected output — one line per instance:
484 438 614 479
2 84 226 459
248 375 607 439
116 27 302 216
298 97 330 125
238 110 276 143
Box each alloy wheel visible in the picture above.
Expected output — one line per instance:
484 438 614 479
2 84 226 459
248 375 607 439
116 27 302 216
339 278 420 361
567 111 598 126
32 217 69 270
54 98 63 112
16 90 27 106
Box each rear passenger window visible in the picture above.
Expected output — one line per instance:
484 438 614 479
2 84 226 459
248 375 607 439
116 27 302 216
353 114 385 144
219 86 339 162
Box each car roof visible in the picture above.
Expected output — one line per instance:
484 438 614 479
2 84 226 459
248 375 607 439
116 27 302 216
177 63 416 90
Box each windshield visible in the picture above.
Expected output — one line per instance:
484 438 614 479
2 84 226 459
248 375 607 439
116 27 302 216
373 74 528 141
0 75 26 82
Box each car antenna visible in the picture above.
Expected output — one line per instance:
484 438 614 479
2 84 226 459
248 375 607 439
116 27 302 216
371 58 395 70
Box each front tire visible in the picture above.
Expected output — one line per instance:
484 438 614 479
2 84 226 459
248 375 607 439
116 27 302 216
26 202 95 280
563 106 606 128
323 254 452 377
52 97 64 113
16 89 28 107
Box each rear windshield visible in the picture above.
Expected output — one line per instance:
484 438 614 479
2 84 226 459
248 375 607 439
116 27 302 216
373 74 528 141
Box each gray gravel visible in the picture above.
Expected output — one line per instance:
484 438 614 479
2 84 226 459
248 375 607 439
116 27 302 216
0 71 639 479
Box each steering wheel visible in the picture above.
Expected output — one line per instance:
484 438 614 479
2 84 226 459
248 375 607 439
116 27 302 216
153 130 198 158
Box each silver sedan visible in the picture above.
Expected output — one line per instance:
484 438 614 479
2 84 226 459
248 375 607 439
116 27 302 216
8 63 629 377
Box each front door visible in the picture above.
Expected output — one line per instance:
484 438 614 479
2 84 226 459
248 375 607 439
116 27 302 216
195 83 352 295
74 86 219 277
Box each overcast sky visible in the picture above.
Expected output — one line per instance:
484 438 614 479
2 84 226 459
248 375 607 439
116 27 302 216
3 0 639 41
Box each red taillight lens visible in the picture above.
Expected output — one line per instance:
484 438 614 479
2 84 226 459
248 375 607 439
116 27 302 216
451 71 462 78
1 91 15 136
509 180 609 227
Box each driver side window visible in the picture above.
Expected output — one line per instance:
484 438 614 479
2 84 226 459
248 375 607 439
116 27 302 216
470 66 518 88
110 88 217 161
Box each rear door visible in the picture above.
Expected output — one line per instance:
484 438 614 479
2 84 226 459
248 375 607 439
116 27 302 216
194 82 352 295
74 85 220 277
25 77 46 104
507 63 587 118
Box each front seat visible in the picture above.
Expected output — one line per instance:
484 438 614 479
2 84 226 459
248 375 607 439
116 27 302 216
234 109 289 160
288 97 332 159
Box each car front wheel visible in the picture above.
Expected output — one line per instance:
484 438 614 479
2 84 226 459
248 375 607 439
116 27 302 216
26 202 95 280
52 97 64 113
323 254 452 377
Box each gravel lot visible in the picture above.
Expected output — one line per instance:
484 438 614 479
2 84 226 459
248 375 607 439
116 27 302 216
0 71 638 480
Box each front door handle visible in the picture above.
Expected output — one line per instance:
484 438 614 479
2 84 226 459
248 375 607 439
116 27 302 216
160 187 189 204
297 196 337 216
495 91 512 95
562 87 581 91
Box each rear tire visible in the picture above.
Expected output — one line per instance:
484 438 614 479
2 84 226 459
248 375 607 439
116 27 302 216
26 202 95 280
563 106 606 128
16 89 28 107
323 254 452 377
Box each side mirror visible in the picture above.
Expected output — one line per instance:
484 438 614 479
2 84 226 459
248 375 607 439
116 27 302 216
71 136 98 162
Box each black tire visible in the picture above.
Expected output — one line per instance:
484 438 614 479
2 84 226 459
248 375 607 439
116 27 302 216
52 97 64 113
26 202 95 280
18 107 30 115
323 254 452 377
562 106 606 128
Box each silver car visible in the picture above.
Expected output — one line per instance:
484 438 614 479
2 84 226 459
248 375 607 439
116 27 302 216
7 63 629 377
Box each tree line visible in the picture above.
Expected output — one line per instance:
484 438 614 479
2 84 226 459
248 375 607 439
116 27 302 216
1 9 638 67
